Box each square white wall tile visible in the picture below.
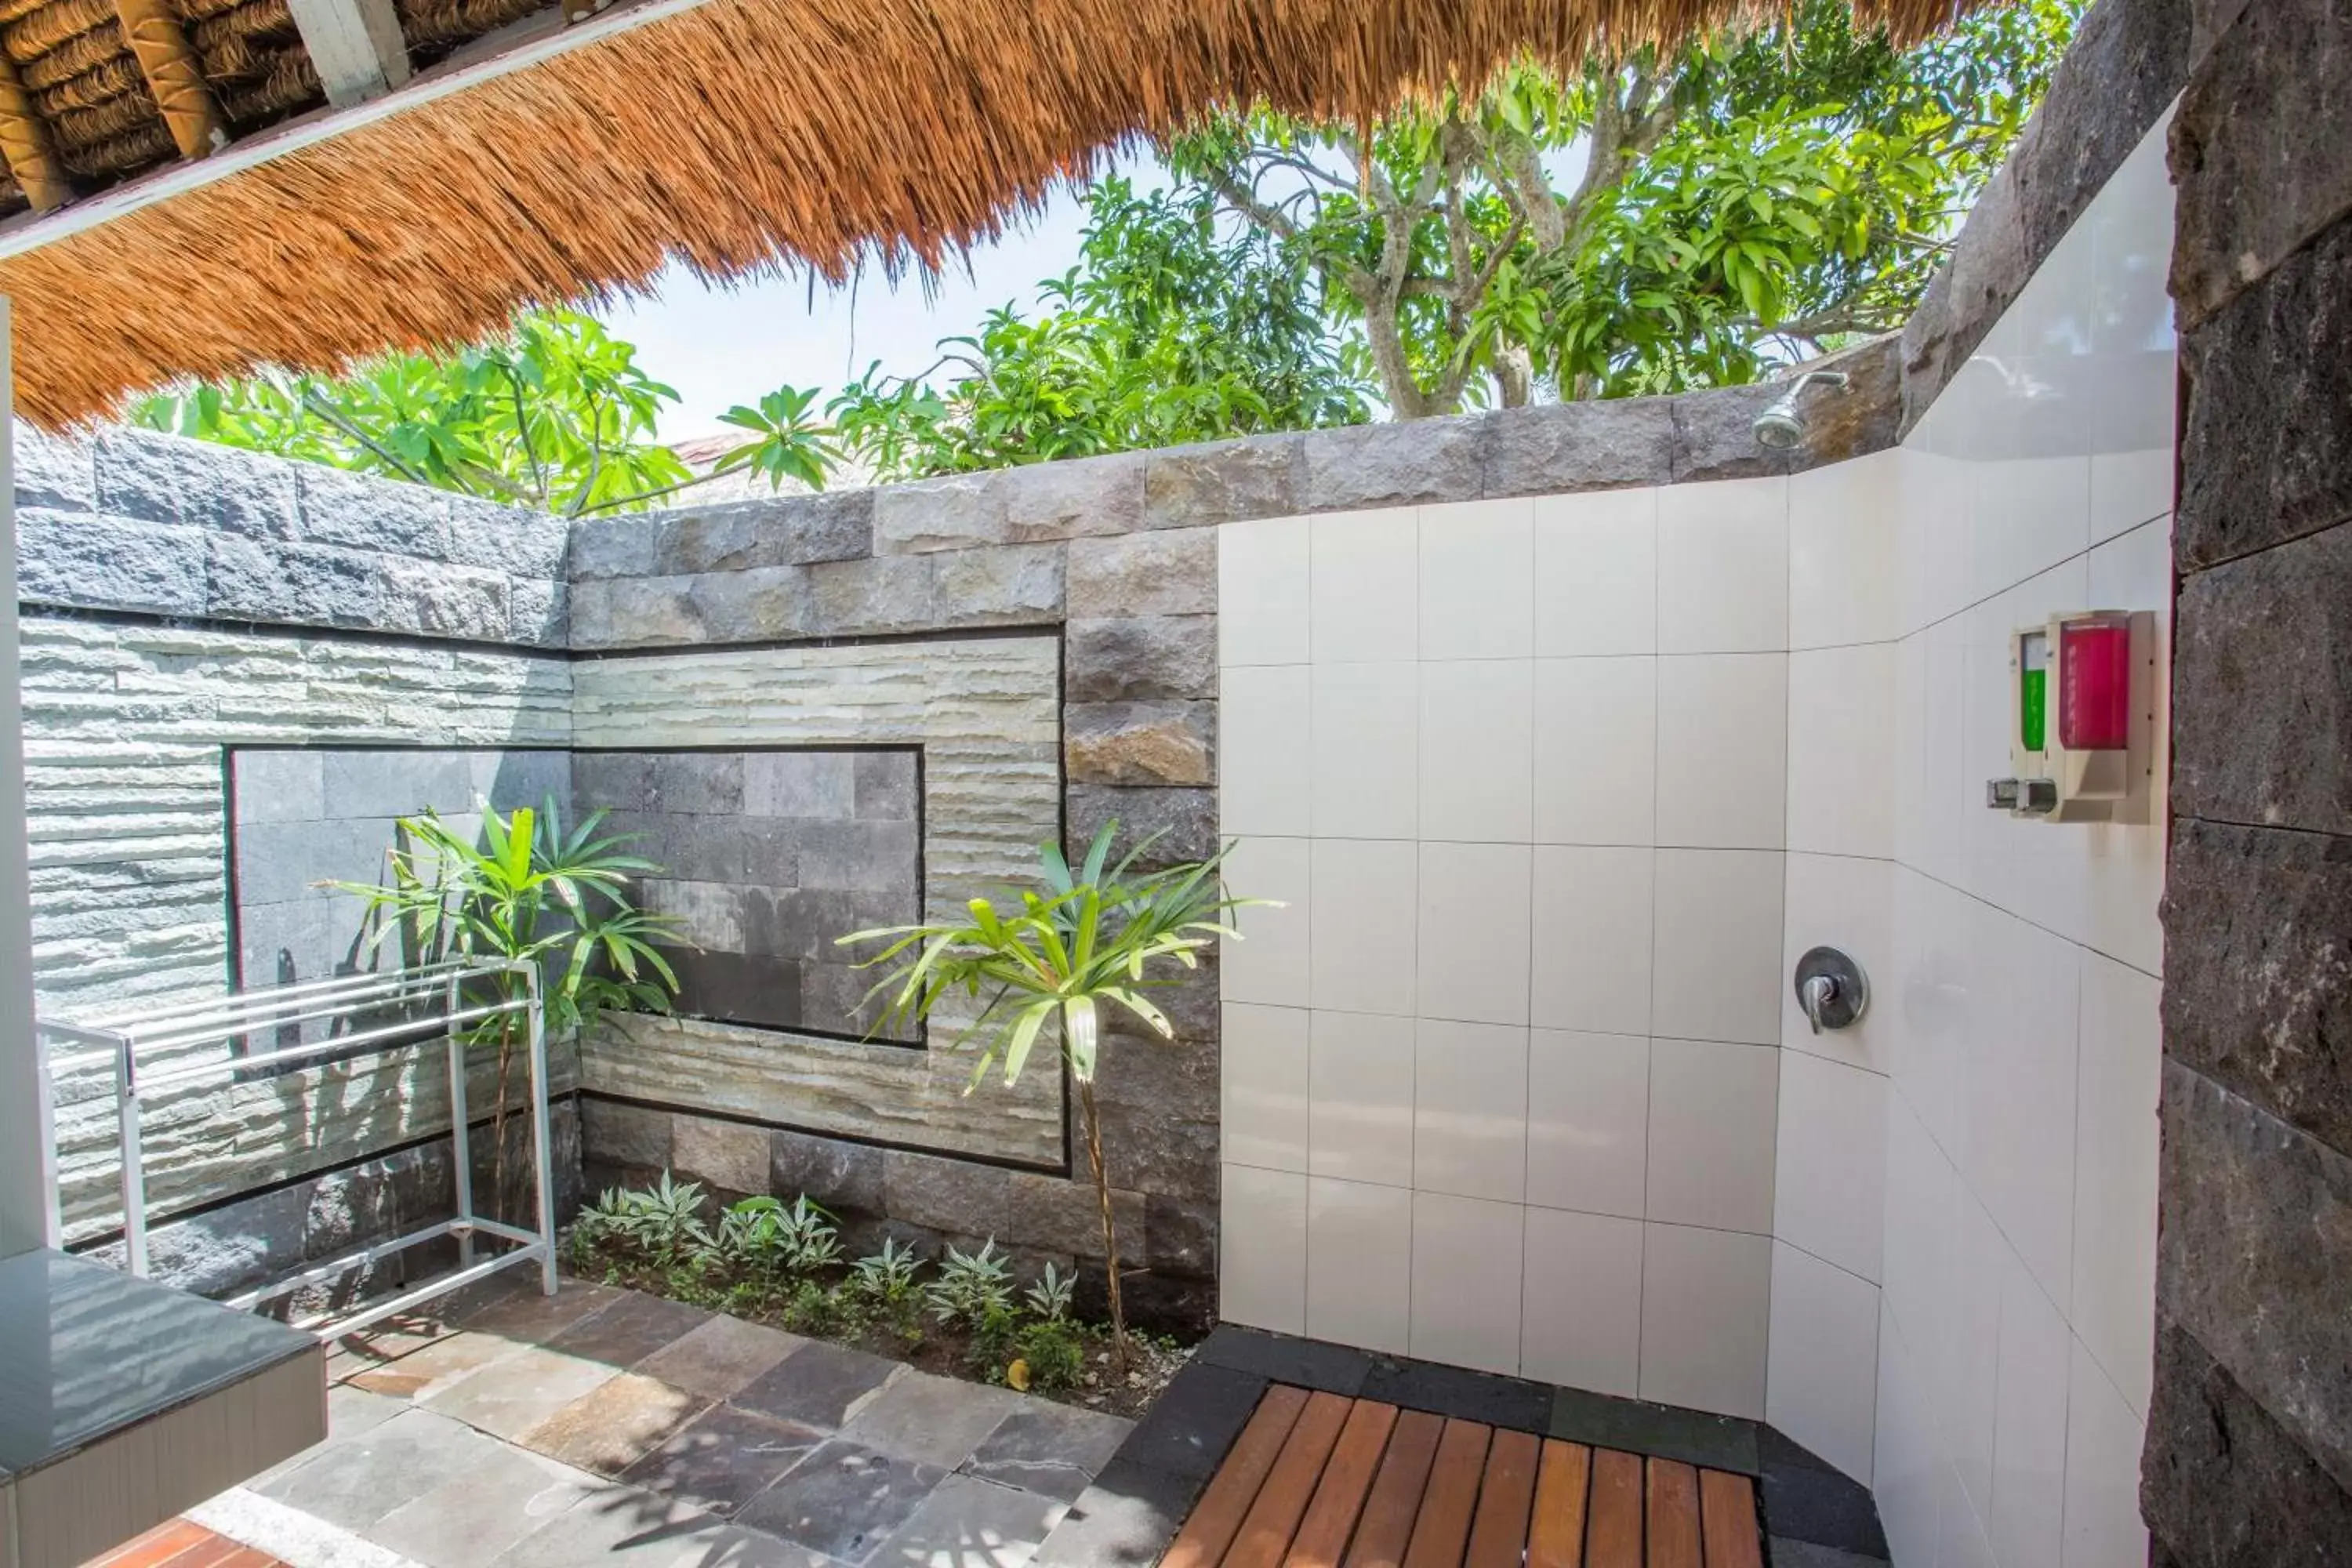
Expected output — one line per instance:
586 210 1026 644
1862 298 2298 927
1989 1254 2071 1568
1639 1222 1772 1419
1221 665 1312 837
1522 1207 1643 1396
1786 644 1895 859
1312 663 1417 840
1774 1050 1887 1283
1968 454 2092 608
1410 1191 1525 1376
1532 657 1656 847
1873 1308 1940 1568
1780 851 1894 1073
1308 1011 1416 1189
1534 488 1657 656
1657 653 1788 850
1421 661 1534 843
1219 514 1310 666
1413 1019 1529 1203
1421 499 1534 659
1310 839 1417 1017
1767 1241 1881 1484
1221 1003 1309 1174
1934 1185 2011 1519
1531 846 1655 1038
1657 477 1789 654
1417 843 1533 1026
1221 837 1311 1007
1963 899 2082 1311
2071 949 2160 1419
1789 450 1903 650
1307 1177 1413 1355
1526 1029 1649 1219
1652 849 1785 1046
1221 1163 1306 1334
2063 1343 2151 1568
1312 508 1418 662
1646 1038 1779 1235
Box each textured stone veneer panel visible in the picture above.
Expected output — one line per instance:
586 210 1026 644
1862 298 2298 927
570 636 1064 1166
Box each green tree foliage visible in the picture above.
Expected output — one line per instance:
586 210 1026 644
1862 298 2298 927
1171 0 2081 413
129 308 836 514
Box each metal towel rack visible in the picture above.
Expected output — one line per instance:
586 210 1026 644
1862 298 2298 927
36 959 558 1339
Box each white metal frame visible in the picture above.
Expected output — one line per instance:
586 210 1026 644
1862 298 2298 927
37 959 558 1338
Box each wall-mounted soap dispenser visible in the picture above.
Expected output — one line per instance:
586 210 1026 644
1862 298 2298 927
1987 610 2156 823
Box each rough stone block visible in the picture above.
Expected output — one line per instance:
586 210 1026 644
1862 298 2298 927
1668 383 1796 483
1301 416 1483 508
90 428 244 531
445 499 570 580
1144 434 1300 528
206 534 378 626
688 564 817 643
1067 529 1215 619
1003 451 1145 542
2163 818 2352 1153
1144 1192 1216 1277
379 558 512 642
1067 617 1216 702
1898 264 1959 437
1925 154 2031 414
2173 531 2352 833
655 490 874 574
673 1112 771 1196
1065 702 1214 786
1005 1171 1144 1261
182 442 302 540
2170 0 2352 328
933 541 1066 625
510 577 568 646
1787 335 1904 470
2178 214 2352 570
1094 1029 1217 1130
771 1129 887 1216
2191 0 2252 67
854 753 919 822
16 426 94 513
873 470 1007 554
1065 785 1218 869
1097 1105 1214 1200
808 555 938 636
2158 1060 2352 1494
581 1098 673 1172
295 463 450 559
2010 0 2190 270
883 1149 1013 1238
16 510 208 616
1480 399 1675 497
569 517 661 580
572 575 705 647
2144 1319 2352 1566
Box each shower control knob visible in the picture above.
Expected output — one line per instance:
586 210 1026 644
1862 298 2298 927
1793 946 1869 1034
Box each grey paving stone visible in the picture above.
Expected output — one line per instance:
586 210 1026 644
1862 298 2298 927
343 1329 529 1402
524 1371 713 1477
733 1341 904 1430
960 1403 1134 1504
326 1382 408 1439
453 1278 622 1342
425 1344 622 1442
257 1407 504 1530
368 1438 600 1568
623 1403 830 1517
840 1370 1029 1469
735 1438 948 1563
637 1315 810 1401
869 1473 1069 1568
550 1290 716 1370
482 1484 727 1568
1026 1457 1200 1568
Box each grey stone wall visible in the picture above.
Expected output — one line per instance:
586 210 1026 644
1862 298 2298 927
2147 0 2352 1558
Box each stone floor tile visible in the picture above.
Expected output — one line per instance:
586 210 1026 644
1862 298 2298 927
840 1371 1029 1469
638 1315 809 1400
346 1329 528 1401
482 1484 726 1568
732 1341 902 1429
868 1474 1068 1568
255 1408 503 1530
959 1403 1134 1504
424 1344 622 1442
1026 1458 1201 1568
327 1383 408 1440
550 1291 716 1370
523 1371 713 1476
622 1404 831 1517
368 1438 600 1568
457 1278 621 1344
327 1312 465 1374
735 1439 946 1563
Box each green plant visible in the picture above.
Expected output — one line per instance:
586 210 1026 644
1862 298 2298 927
966 1302 1022 1380
781 1278 840 1337
583 1173 713 1268
716 1195 843 1276
842 822 1261 1363
1016 1319 1087 1392
925 1240 1014 1330
1023 1261 1076 1323
845 1238 926 1308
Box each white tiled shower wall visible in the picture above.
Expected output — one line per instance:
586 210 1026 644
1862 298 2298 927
1215 114 2175 1568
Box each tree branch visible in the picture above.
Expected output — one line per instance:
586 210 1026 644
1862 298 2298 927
299 390 437 490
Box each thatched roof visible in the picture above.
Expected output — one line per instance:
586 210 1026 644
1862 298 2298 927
0 0 1994 427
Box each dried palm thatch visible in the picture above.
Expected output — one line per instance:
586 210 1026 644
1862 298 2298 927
0 0 1998 426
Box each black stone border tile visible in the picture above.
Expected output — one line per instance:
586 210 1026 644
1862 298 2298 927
1549 1386 1761 1476
1192 1325 1370 1396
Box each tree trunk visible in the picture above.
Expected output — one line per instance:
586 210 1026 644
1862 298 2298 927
1077 1078 1128 1369
1495 343 1534 408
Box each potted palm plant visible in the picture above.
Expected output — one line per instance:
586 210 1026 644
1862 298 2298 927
840 822 1261 1363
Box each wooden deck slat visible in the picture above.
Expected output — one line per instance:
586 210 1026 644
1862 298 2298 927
1462 1427 1541 1568
1163 1385 1314 1568
1584 1447 1646 1568
88 1520 215 1568
1400 1419 1492 1568
1644 1460 1702 1568
1697 1468 1766 1568
1284 1400 1399 1568
1226 1390 1356 1568
1527 1439 1594 1568
1341 1409 1446 1568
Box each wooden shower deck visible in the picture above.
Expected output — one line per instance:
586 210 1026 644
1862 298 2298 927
1163 1385 1765 1568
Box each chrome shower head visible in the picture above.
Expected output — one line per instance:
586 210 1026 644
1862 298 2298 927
1752 370 1851 451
